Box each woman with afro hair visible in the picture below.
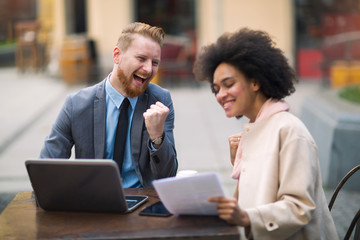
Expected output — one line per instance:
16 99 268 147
193 28 338 240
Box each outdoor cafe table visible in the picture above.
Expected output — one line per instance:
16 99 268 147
0 187 240 239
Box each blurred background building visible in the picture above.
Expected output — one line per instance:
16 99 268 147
0 0 297 86
1 0 360 87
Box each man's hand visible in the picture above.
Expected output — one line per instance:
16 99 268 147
143 101 169 141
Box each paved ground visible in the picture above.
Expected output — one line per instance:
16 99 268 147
0 67 359 239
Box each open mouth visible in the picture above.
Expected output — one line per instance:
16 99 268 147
133 73 150 86
222 99 234 110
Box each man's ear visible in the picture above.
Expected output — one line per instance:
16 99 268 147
113 46 121 64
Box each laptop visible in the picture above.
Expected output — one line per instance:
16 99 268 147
25 159 148 213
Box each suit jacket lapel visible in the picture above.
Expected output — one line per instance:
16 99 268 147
94 80 106 158
131 91 148 162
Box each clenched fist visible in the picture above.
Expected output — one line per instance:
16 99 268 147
143 101 169 141
228 133 242 165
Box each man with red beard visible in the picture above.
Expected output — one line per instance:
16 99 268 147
40 22 178 188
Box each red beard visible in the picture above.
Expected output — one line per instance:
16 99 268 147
116 66 150 98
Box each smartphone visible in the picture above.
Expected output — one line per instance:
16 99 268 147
138 201 172 217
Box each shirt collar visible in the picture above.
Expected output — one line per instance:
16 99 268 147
105 74 138 110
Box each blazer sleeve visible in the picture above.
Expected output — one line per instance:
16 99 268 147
39 95 74 158
148 89 178 179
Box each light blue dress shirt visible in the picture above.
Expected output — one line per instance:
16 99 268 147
105 77 141 188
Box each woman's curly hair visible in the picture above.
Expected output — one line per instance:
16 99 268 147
193 28 298 100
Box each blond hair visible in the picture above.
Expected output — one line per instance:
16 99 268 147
116 22 165 51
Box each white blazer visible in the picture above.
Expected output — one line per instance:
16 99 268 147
237 112 338 239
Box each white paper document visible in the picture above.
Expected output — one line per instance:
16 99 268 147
152 172 225 215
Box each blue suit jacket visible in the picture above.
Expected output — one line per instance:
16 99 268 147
40 79 178 187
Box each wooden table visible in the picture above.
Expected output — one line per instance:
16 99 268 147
0 188 239 239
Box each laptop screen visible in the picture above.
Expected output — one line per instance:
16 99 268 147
25 159 147 213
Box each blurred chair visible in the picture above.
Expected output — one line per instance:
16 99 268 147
15 21 46 73
321 31 360 86
158 35 195 86
328 164 360 240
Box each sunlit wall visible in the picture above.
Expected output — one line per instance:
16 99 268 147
50 0 294 75
196 0 294 66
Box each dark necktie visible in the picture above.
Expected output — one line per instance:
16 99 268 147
113 98 130 173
